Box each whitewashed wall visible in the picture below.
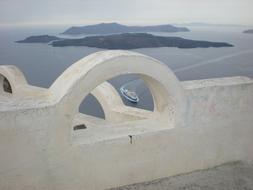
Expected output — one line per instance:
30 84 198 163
0 51 253 190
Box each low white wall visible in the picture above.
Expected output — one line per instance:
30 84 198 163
183 77 253 128
0 51 253 190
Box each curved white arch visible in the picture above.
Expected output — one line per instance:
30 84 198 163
50 50 186 126
0 65 27 95
91 82 124 111
90 82 123 120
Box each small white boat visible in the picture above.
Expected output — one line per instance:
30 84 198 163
120 86 139 103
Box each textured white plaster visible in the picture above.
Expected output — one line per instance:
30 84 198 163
0 50 253 190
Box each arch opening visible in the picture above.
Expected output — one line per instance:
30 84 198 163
76 74 155 129
0 74 12 94
74 73 170 130
50 51 185 129
79 93 105 119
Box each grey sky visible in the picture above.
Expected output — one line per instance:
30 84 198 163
0 0 253 26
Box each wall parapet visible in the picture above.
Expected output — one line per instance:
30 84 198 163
0 50 253 190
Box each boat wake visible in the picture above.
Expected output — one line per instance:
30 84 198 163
174 49 253 73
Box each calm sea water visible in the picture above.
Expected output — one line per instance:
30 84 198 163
1 25 253 117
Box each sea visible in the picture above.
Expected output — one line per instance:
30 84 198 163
1 25 253 118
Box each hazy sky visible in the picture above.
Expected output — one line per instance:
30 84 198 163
0 0 253 26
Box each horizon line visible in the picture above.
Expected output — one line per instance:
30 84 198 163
0 21 251 28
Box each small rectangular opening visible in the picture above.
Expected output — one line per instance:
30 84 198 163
73 124 87 130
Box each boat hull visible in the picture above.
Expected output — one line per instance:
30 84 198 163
120 87 139 103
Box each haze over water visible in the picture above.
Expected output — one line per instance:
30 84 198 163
0 25 253 117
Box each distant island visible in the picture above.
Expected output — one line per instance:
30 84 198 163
17 33 233 49
16 35 62 43
15 33 232 49
62 22 190 35
243 29 253 34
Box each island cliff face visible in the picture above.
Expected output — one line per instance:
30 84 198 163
16 35 62 43
52 33 233 49
62 23 190 35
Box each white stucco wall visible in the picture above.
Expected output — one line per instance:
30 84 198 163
0 50 253 190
